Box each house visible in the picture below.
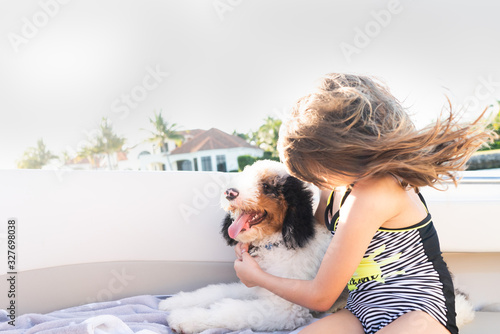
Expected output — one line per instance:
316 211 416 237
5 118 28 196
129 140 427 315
169 128 263 172
139 128 264 172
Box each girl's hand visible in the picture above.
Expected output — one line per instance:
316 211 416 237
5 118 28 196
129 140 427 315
234 242 249 260
234 249 265 288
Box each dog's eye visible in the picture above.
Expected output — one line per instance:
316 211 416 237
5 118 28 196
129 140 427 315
262 183 275 195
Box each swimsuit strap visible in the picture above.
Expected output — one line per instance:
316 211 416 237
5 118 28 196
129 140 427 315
340 187 352 206
325 188 431 232
417 192 429 212
324 186 353 232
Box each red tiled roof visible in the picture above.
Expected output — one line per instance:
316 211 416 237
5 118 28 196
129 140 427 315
117 151 128 161
170 128 257 155
65 156 102 167
177 129 205 139
65 156 91 165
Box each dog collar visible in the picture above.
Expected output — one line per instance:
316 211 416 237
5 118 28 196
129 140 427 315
249 241 283 255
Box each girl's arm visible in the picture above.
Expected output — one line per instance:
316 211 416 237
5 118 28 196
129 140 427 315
234 176 402 311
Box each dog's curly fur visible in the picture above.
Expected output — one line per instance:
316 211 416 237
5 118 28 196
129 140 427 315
159 160 345 333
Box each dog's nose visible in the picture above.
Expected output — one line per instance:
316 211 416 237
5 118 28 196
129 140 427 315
224 188 239 200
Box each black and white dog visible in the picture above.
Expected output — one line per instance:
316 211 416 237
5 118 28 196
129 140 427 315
159 160 345 333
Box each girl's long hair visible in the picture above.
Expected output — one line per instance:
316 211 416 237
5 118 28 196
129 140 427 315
278 73 497 190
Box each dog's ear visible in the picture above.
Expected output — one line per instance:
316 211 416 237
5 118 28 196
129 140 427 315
282 176 316 248
221 213 237 246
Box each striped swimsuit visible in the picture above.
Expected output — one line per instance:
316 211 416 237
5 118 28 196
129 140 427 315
325 189 458 334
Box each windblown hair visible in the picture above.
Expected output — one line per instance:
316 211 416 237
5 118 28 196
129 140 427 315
278 73 497 189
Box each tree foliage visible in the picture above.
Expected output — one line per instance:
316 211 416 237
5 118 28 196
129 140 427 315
17 139 58 169
143 110 184 153
479 102 500 151
77 118 126 169
243 116 282 157
98 118 126 156
235 116 283 171
237 152 279 171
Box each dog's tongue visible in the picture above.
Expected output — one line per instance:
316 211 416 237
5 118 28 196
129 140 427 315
228 213 252 239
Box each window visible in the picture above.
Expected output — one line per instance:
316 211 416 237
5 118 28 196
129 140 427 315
216 155 227 172
176 160 192 171
193 158 198 171
201 156 212 171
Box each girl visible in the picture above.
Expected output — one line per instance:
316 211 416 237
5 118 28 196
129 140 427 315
234 73 496 333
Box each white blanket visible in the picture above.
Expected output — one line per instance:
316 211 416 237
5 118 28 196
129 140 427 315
0 295 313 334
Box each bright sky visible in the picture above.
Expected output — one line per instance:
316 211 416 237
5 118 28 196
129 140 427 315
1 0 499 169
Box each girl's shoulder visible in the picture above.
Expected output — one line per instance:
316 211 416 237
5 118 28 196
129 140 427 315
348 174 427 229
347 174 407 217
351 174 404 197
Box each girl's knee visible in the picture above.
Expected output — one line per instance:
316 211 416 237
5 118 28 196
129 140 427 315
298 310 364 334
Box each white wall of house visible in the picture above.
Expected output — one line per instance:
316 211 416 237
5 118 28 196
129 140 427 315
128 142 171 171
138 153 173 171
169 147 264 172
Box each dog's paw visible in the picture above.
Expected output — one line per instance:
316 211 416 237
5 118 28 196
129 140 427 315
159 293 193 311
167 307 212 334
158 298 172 311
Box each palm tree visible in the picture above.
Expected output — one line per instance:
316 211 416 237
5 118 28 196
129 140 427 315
77 118 125 170
143 111 184 153
17 139 58 169
97 118 126 169
253 116 282 157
